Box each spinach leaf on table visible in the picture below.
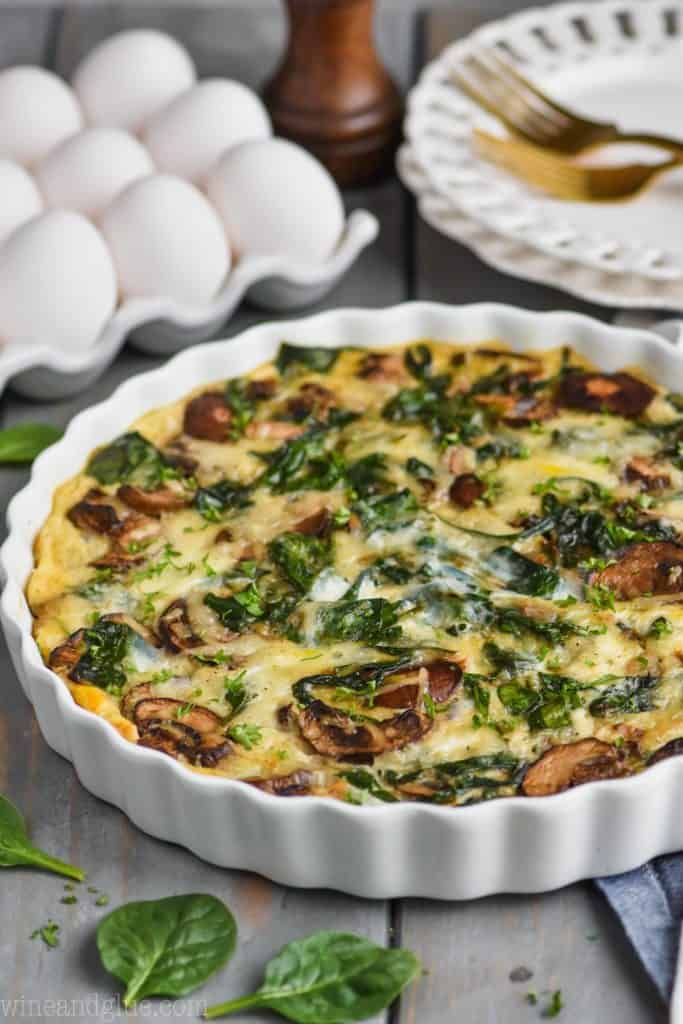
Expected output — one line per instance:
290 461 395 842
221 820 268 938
97 893 237 1008
0 423 62 463
0 794 84 881
204 930 420 1022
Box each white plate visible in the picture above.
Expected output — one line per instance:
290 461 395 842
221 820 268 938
0 209 378 401
401 0 683 310
4 301 683 899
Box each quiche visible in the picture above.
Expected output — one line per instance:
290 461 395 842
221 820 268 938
28 340 683 805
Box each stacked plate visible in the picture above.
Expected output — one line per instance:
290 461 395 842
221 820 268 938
398 0 683 311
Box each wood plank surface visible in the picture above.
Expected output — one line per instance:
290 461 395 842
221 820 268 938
395 6 667 1024
0 5 414 1020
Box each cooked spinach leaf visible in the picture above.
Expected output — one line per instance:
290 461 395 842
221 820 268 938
475 438 529 463
194 479 252 522
589 675 658 717
0 794 84 881
71 619 132 691
483 641 536 676
259 431 346 494
486 546 560 597
340 769 399 803
204 931 420 1022
404 343 433 381
316 598 402 645
353 488 419 533
97 894 237 1008
346 452 390 497
498 673 585 731
269 532 332 593
205 585 266 633
292 657 413 707
276 344 340 376
87 432 177 489
405 457 434 480
224 379 256 438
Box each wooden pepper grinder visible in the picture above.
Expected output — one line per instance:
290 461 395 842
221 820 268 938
264 0 403 187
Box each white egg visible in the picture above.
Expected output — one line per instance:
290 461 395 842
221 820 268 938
36 129 154 219
72 30 196 133
100 174 230 305
0 210 117 352
142 78 271 184
0 161 43 244
0 67 83 166
206 138 345 264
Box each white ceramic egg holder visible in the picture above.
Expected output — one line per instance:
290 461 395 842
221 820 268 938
0 208 377 400
0 40 379 400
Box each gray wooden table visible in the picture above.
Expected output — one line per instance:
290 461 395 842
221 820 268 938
0 4 667 1022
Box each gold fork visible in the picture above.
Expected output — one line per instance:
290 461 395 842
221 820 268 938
454 49 683 157
473 129 681 202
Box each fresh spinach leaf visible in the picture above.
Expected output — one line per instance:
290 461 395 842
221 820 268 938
204 931 420 1022
87 432 177 489
353 488 419 533
276 344 340 376
0 794 84 881
194 479 252 522
97 894 236 1008
316 599 402 645
269 532 332 593
0 423 62 464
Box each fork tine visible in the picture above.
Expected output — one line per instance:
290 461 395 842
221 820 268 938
456 57 559 145
481 49 574 126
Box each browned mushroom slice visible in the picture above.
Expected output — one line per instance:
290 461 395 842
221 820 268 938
558 370 655 418
356 352 405 381
68 489 122 535
647 738 683 766
503 397 556 426
117 484 189 517
162 443 199 475
244 420 306 440
591 541 683 600
374 660 462 709
137 715 230 767
298 700 432 760
133 697 223 735
90 549 145 571
286 382 337 421
121 682 153 720
624 457 670 492
194 733 232 768
293 508 333 538
138 721 194 760
425 659 463 703
49 630 86 671
248 771 313 797
113 511 160 547
246 377 278 401
157 599 203 653
183 392 232 442
449 473 485 509
522 738 623 797
373 682 420 709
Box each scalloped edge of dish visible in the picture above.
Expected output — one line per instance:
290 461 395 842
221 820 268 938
0 209 378 400
3 301 683 899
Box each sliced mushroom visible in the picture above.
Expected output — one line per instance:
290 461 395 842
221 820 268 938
157 599 203 653
298 700 432 761
624 457 670 492
425 659 463 703
293 508 333 538
113 511 160 547
591 541 683 599
449 473 485 509
373 682 420 709
183 392 232 442
162 443 199 475
68 489 121 535
117 484 189 517
522 738 623 797
248 771 313 797
286 382 338 421
558 370 655 418
137 719 231 767
244 420 306 440
374 659 462 709
121 682 153 720
133 697 223 735
90 549 145 572
647 738 683 766
246 378 278 401
357 352 405 381
49 630 86 671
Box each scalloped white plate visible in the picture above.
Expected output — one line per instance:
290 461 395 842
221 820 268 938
0 209 378 401
4 301 683 899
400 0 683 310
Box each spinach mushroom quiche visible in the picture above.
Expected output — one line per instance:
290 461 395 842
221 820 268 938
28 340 683 805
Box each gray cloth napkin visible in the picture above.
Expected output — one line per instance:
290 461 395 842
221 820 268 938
596 856 683 1003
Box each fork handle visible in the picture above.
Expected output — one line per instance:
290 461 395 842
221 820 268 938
612 131 683 156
